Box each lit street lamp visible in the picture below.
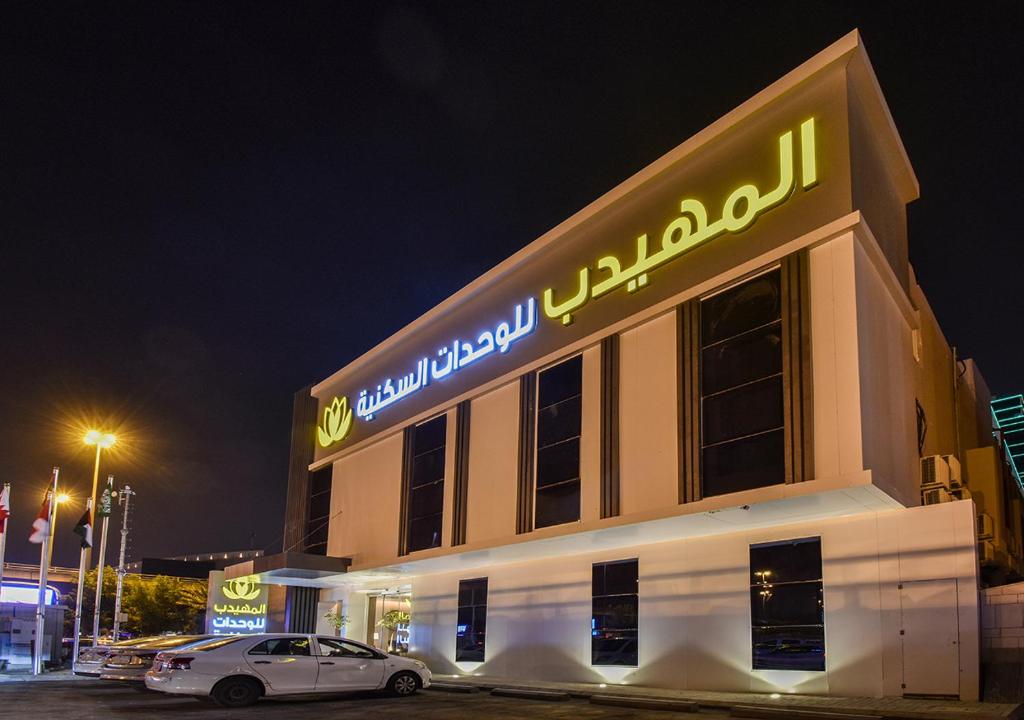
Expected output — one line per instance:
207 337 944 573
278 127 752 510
83 430 114 568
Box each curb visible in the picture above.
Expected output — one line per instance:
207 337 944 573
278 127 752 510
426 682 476 694
731 705 882 720
590 693 698 712
491 687 572 701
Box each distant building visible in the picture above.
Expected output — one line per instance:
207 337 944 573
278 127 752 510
125 550 264 579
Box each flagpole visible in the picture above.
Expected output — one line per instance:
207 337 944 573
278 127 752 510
72 498 93 664
112 485 134 641
33 467 58 676
0 483 9 603
91 475 113 647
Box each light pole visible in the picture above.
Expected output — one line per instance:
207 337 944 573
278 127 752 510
83 430 115 570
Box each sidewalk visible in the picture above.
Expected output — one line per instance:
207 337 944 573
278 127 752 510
0 668 86 683
430 674 1023 720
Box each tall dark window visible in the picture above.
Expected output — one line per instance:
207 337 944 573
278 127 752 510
455 578 487 662
406 414 447 553
700 269 784 497
592 559 638 666
535 355 583 528
305 467 332 555
750 537 825 671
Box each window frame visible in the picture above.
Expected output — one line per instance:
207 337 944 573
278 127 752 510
315 636 385 660
680 252 812 503
455 577 488 662
748 536 825 672
403 411 449 554
591 557 639 667
532 352 585 530
246 636 312 657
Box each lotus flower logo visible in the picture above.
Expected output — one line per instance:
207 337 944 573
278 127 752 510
223 578 261 601
317 395 353 448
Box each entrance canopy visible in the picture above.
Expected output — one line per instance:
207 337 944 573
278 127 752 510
223 551 351 588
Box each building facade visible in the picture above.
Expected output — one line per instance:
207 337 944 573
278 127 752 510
230 31 1024 701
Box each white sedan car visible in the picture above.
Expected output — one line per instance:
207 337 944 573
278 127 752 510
145 633 431 707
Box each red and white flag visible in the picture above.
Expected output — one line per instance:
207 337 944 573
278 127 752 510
28 495 50 544
0 485 9 534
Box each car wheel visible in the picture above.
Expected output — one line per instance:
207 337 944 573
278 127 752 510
386 671 419 697
211 676 263 707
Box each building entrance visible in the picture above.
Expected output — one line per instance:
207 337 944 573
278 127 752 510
366 591 411 655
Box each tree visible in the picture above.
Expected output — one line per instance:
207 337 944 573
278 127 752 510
63 566 207 639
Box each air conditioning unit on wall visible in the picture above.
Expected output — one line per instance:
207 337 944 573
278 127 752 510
979 540 996 565
922 487 952 506
921 454 962 490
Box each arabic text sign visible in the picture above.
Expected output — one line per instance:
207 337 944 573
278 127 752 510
312 71 851 459
354 297 537 422
542 119 817 325
206 571 269 634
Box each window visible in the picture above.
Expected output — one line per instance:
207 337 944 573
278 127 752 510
407 414 447 552
749 537 825 671
700 269 784 497
592 559 638 666
305 466 332 555
317 637 378 658
248 637 311 656
455 578 488 662
535 354 582 528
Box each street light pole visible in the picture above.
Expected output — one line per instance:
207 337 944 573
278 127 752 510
83 430 115 571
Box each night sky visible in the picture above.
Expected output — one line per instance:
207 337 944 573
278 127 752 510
3 3 1021 568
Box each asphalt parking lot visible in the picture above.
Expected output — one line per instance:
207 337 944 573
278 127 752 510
0 680 731 718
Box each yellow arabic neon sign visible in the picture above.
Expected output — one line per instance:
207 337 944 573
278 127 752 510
317 395 354 448
543 118 818 326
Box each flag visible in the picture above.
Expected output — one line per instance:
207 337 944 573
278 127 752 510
0 485 9 534
73 506 93 549
97 477 114 518
28 495 50 544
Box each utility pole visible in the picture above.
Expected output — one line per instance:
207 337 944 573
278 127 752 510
112 485 135 641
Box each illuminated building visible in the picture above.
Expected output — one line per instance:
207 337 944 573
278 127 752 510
229 31 1022 699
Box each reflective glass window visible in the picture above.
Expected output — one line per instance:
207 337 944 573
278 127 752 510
592 559 638 667
455 578 488 662
407 414 447 552
700 270 785 497
749 537 824 671
535 355 582 528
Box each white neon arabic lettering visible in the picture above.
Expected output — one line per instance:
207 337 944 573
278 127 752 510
355 298 536 421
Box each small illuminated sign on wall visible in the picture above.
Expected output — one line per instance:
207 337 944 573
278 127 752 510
207 575 268 634
317 395 354 448
0 581 58 605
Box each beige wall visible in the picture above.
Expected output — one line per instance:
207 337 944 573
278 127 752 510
911 276 957 460
853 237 919 507
407 500 979 699
808 233 864 482
466 381 519 545
618 311 679 515
326 432 404 569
